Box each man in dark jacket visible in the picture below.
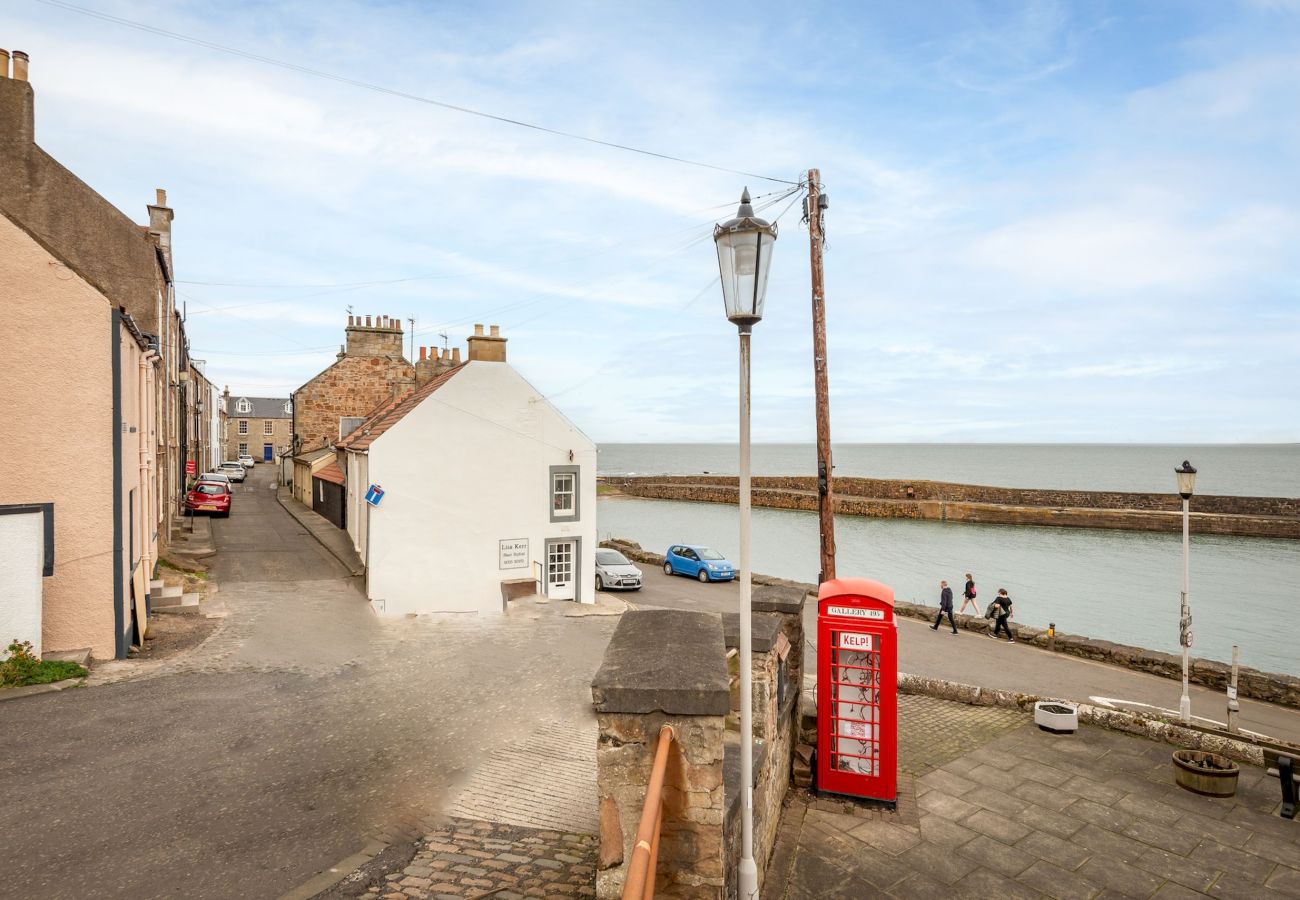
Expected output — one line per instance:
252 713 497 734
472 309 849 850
931 580 958 634
988 589 1014 642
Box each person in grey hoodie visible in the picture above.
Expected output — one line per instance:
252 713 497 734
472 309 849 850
931 580 958 634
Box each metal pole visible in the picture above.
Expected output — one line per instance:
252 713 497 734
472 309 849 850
806 168 836 583
738 326 758 899
1180 496 1191 724
1227 645 1240 734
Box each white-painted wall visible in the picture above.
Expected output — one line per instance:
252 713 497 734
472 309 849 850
361 361 597 615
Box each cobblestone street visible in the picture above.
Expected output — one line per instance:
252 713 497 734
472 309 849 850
0 467 614 899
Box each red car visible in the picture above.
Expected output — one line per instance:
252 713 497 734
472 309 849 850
187 480 232 517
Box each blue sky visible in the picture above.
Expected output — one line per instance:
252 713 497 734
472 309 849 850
4 0 1298 442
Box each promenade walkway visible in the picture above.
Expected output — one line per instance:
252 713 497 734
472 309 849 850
629 566 1300 744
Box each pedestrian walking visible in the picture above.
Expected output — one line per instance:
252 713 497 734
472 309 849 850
931 580 958 634
988 589 1014 642
958 572 979 615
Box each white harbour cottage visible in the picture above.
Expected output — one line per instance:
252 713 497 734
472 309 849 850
336 325 597 615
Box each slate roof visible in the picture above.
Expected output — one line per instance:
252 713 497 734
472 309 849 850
230 396 292 419
291 447 335 464
336 366 464 452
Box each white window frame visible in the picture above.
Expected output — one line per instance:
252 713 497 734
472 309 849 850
283 401 292 415
263 420 274 435
238 420 248 435
236 398 252 414
549 465 579 521
238 442 248 456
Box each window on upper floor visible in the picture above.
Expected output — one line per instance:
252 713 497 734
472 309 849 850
238 420 248 435
283 401 293 415
264 420 274 435
549 466 579 522
236 398 252 414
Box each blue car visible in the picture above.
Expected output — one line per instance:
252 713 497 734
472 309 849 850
664 544 736 583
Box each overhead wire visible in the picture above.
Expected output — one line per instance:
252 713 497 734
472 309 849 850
35 0 798 185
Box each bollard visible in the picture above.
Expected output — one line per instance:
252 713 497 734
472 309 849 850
1227 645 1240 734
1046 622 1056 652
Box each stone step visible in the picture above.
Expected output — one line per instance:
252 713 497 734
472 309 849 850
149 578 164 592
159 584 184 599
153 595 202 616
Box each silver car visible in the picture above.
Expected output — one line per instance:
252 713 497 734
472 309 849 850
595 548 643 592
219 461 246 482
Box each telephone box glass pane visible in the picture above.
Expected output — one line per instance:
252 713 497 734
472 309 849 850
831 630 879 776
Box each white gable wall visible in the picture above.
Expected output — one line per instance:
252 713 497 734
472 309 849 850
363 361 597 615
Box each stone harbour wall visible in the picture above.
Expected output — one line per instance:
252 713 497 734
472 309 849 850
600 539 1300 710
601 477 1300 539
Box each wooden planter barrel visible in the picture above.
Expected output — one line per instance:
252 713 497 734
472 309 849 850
1172 750 1239 797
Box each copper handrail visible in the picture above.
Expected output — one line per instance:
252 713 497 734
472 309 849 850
622 724 675 900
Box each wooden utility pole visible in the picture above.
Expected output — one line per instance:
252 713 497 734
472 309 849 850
807 168 837 583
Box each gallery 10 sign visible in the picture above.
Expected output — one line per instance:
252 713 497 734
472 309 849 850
499 539 529 570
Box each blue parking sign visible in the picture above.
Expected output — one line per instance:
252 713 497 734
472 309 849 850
364 484 384 507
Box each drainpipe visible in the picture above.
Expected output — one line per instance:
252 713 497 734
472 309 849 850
140 349 159 612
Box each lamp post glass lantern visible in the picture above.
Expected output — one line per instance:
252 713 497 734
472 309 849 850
1175 460 1197 723
715 188 778 331
715 187 778 900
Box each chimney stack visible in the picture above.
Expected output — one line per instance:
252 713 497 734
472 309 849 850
466 323 507 363
451 347 462 364
147 185 175 275
0 49 35 145
418 346 427 361
344 308 408 359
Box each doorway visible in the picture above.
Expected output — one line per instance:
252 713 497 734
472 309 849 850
545 538 579 601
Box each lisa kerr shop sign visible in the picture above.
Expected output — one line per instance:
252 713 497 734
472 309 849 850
499 539 529 570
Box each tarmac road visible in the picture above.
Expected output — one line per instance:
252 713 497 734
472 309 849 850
0 465 617 900
627 564 1300 744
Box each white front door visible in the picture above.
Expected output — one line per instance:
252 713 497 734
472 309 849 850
547 540 576 601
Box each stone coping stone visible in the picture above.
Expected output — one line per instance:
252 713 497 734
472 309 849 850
721 612 786 653
752 584 807 615
591 608 729 715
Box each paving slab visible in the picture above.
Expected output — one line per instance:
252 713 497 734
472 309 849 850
765 696 1300 900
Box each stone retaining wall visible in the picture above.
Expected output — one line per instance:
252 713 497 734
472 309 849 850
591 598 806 899
602 477 1300 539
599 539 1300 710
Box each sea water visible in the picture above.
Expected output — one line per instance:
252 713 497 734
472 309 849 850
595 444 1300 676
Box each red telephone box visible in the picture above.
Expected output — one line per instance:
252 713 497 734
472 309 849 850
816 577 897 803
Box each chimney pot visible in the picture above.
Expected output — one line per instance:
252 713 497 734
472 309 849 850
155 188 167 206
451 347 461 364
489 324 500 337
419 346 427 361
474 324 485 336
348 315 354 326
12 50 28 82
0 49 10 80
365 315 372 326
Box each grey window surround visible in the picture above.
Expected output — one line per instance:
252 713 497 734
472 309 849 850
549 465 580 523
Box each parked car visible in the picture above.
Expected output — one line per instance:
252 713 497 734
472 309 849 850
594 548 643 592
663 544 736 582
219 461 246 482
238 454 255 468
198 472 231 488
186 480 232 517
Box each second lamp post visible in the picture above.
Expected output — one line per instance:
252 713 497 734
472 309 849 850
1175 460 1197 724
715 188 777 900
